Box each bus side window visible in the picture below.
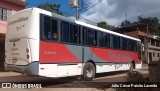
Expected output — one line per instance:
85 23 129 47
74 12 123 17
52 19 58 41
123 38 128 50
82 27 87 45
87 28 95 46
70 24 79 44
61 21 69 43
94 30 97 46
134 41 138 52
131 40 137 52
40 14 44 40
97 31 104 47
44 16 52 40
128 39 132 51
104 33 110 48
113 36 120 50
120 37 123 50
78 26 81 44
110 34 113 49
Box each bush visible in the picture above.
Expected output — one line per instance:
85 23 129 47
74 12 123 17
126 71 145 82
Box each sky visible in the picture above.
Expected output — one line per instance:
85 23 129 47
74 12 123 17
26 0 160 27
26 0 75 15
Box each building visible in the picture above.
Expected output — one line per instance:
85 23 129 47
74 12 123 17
0 0 26 71
114 24 160 64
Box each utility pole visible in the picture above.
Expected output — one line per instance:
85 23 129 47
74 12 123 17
125 12 128 21
69 0 79 20
76 0 79 20
146 24 149 64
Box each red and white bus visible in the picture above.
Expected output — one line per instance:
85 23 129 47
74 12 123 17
5 8 142 80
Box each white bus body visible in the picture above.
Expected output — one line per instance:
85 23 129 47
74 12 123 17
5 8 142 80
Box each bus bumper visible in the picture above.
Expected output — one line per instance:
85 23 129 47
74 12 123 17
4 61 39 75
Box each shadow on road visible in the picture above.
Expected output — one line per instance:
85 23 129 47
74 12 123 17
95 71 127 78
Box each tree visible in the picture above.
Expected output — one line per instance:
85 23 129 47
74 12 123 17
134 16 160 34
120 16 160 35
121 20 131 27
137 16 159 25
37 2 63 15
97 21 115 30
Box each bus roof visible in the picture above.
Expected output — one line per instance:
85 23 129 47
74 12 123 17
20 8 141 42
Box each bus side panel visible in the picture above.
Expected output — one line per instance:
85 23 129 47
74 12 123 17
83 46 141 63
39 41 81 63
90 47 141 63
83 46 141 73
39 41 83 77
66 44 83 76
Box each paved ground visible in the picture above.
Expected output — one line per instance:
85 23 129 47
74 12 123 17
0 63 149 91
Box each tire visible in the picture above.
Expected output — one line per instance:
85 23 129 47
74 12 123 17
83 62 95 81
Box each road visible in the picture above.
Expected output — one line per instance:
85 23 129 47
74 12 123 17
0 64 149 91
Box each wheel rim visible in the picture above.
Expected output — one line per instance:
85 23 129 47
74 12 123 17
86 67 93 77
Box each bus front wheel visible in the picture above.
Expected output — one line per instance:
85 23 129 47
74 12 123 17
83 62 95 81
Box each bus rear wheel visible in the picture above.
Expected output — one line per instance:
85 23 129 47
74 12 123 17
83 62 95 81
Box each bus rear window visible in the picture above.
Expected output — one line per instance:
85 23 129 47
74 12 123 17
6 11 31 36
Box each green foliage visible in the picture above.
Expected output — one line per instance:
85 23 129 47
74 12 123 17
124 71 147 91
37 2 63 15
136 16 160 34
137 16 159 25
121 16 160 36
97 21 115 30
121 20 131 27
126 71 145 82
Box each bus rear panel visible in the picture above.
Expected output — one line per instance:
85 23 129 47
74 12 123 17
5 8 40 75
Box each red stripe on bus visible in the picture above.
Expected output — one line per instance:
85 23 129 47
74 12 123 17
39 41 80 63
90 47 141 63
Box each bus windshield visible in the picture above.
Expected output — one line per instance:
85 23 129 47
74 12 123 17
6 11 31 36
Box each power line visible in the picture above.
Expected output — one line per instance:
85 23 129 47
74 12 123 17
71 10 76 16
26 0 97 25
80 0 103 14
78 0 104 26
79 14 97 25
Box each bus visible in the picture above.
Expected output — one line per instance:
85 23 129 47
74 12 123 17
5 8 142 81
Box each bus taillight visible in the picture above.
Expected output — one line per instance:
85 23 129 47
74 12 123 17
40 68 44 70
26 54 30 59
26 48 29 53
